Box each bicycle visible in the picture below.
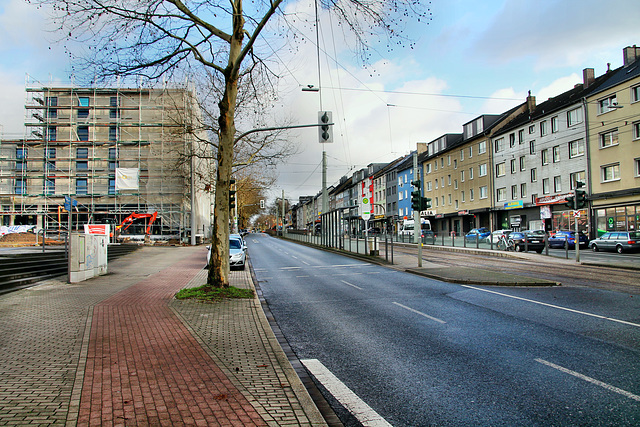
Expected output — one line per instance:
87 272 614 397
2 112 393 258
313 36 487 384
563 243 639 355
497 234 516 251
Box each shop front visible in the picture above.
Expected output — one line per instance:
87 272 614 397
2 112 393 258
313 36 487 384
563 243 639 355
593 204 640 237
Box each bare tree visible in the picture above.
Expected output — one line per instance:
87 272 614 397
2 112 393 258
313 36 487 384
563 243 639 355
34 0 431 287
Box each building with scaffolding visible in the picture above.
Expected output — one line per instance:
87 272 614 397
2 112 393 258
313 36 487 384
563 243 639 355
0 80 212 241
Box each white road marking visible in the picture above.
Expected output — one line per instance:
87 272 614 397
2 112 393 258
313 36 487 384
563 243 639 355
341 280 363 290
462 285 640 328
280 266 302 270
535 358 640 402
296 275 310 278
301 359 393 427
392 302 446 324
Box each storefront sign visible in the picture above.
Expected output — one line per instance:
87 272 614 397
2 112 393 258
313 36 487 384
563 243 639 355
535 193 572 206
504 201 523 210
457 210 469 216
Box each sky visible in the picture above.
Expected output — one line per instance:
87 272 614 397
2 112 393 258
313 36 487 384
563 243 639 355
1 0 639 204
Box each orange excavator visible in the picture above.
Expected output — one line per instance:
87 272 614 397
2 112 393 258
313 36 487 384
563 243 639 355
114 212 158 238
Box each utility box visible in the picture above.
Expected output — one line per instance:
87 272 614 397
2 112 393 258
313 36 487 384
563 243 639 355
69 233 108 283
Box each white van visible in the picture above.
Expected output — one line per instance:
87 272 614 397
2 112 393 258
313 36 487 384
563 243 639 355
398 218 432 237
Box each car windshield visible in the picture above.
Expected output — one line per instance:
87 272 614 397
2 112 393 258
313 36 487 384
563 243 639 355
229 239 242 249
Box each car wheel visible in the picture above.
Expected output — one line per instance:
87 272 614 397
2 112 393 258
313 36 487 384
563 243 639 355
591 244 598 252
515 244 522 252
616 245 624 254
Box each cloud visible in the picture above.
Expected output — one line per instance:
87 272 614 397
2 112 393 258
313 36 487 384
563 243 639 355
469 0 640 69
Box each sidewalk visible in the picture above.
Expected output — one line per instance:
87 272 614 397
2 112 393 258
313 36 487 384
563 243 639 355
0 245 326 426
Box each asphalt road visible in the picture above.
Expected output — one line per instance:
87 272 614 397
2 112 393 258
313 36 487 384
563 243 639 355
247 233 640 426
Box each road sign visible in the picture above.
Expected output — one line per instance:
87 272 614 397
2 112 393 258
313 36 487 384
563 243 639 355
573 210 581 218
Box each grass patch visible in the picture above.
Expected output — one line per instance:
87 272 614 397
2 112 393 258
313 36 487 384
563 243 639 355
175 285 254 302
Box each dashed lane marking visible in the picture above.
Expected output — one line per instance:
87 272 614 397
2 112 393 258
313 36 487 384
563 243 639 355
340 280 363 290
392 302 447 324
535 358 640 402
462 285 640 328
301 359 393 427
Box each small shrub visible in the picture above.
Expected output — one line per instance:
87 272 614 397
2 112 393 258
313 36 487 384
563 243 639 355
175 285 254 302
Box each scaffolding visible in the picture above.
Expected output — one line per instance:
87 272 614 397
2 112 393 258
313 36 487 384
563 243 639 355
0 76 212 240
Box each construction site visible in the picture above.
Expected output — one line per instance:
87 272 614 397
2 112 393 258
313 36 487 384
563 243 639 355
0 77 212 242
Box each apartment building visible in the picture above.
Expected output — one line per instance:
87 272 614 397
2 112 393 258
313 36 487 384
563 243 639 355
0 82 211 239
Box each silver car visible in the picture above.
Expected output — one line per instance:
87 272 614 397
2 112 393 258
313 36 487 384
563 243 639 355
590 231 640 254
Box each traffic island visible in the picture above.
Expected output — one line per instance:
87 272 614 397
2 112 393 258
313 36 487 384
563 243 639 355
405 266 559 287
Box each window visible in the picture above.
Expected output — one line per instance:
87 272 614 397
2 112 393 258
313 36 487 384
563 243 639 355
480 186 488 199
518 129 524 144
530 140 536 154
426 163 431 174
454 179 458 190
47 96 58 107
540 121 548 136
109 148 118 171
14 178 26 195
519 156 526 171
470 188 475 200
110 109 119 119
551 116 558 133
441 195 445 206
598 94 618 114
511 185 517 200
399 191 403 201
460 149 464 161
494 137 504 153
109 126 118 142
15 148 27 172
567 107 583 126
569 139 585 158
478 141 486 154
634 121 640 140
529 125 535 134
600 129 619 148
461 191 465 202
434 161 438 171
542 178 550 194
570 171 586 189
509 133 515 147
447 175 451 186
448 194 452 205
110 96 118 107
554 176 562 193
469 167 474 180
48 108 57 119
448 155 451 166
109 178 116 195
78 126 89 141
531 168 537 182
77 147 88 171
552 146 560 163
520 183 527 198
510 159 516 174
636 158 640 177
426 181 432 191
454 159 457 169
78 109 89 118
440 158 444 168
469 146 473 158
76 178 88 195
461 170 465 182
78 97 90 107
45 148 56 173
541 149 549 165
455 200 459 209
44 178 55 195
47 126 57 142
435 180 438 189
601 163 620 182
496 162 506 177
479 164 487 177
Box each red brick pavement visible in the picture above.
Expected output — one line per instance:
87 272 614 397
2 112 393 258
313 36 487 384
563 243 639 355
78 256 267 426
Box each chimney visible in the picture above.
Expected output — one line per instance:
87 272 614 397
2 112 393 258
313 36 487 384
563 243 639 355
526 90 536 112
583 68 595 88
623 45 640 67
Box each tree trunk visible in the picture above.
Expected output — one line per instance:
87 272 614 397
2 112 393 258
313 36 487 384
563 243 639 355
207 0 244 288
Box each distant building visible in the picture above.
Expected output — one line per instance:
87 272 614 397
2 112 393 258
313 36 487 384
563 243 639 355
0 82 211 240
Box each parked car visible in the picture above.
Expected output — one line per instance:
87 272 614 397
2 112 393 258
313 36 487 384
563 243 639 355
589 231 640 253
465 227 490 242
228 238 246 269
548 230 588 249
508 231 545 253
488 229 512 244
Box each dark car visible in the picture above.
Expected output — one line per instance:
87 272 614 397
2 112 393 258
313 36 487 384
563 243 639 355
508 231 545 253
590 231 640 253
465 227 490 242
548 230 589 249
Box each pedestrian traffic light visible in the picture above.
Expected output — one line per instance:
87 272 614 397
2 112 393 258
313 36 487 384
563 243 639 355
575 181 587 209
260 199 265 209
411 189 421 211
318 111 333 143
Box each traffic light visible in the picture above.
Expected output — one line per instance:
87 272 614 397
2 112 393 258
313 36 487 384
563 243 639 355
318 111 333 143
565 193 575 210
260 199 265 209
421 197 432 210
411 180 421 211
575 181 587 209
229 178 236 210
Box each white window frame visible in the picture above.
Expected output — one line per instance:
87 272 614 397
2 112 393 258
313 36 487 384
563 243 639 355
479 163 487 177
553 176 562 193
598 94 618 114
632 85 640 103
496 187 507 202
542 178 550 194
540 120 548 136
478 141 486 154
496 162 506 177
552 145 560 163
480 186 488 199
567 107 583 126
601 163 621 182
568 139 585 158
600 129 619 149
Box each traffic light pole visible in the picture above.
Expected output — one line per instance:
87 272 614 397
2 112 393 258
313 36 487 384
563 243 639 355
413 153 422 267
574 191 580 263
